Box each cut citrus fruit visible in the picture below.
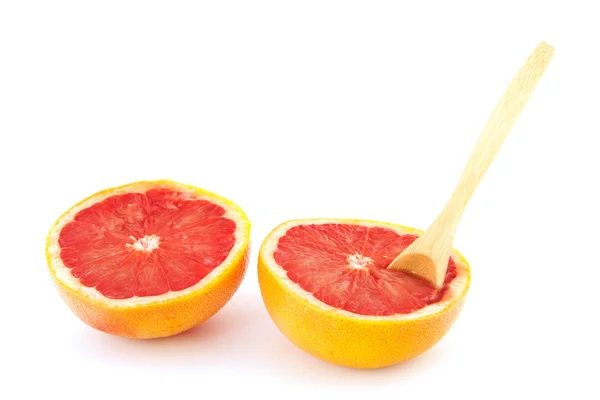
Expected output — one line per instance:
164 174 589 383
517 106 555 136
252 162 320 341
258 219 470 368
46 180 250 339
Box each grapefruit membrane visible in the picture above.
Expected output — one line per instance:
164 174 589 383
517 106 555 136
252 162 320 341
258 219 470 368
46 180 250 338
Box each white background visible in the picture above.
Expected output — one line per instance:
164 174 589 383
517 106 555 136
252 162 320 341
1 1 599 399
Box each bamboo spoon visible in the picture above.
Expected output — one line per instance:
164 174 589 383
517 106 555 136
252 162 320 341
387 42 554 288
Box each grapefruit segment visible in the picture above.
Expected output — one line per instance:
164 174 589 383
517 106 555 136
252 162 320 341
258 219 470 368
273 223 456 316
46 180 250 338
57 187 236 300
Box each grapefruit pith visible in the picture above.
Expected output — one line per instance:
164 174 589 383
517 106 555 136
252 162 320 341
46 180 250 339
258 219 470 368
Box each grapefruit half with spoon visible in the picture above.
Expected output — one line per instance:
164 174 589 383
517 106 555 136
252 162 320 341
258 219 470 368
46 180 250 339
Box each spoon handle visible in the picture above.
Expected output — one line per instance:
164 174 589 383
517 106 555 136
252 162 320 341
443 42 554 222
388 42 554 287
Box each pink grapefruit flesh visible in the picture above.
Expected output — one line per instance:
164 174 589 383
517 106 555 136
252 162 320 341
273 223 457 316
58 188 237 300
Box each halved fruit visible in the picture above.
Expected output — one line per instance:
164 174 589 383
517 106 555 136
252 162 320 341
258 219 470 368
46 180 250 339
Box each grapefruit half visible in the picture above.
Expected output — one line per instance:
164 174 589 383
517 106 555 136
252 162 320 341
46 180 250 339
258 219 470 368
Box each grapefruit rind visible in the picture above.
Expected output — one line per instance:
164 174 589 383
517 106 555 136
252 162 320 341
46 180 251 338
258 218 470 368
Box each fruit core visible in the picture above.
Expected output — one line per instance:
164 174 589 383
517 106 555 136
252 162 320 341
273 223 457 316
347 254 373 270
57 188 237 300
127 234 161 252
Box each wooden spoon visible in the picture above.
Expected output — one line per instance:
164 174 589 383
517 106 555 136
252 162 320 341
387 42 554 288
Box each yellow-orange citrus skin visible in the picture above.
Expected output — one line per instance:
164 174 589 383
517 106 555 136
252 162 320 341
52 247 249 339
258 219 471 369
46 180 251 339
